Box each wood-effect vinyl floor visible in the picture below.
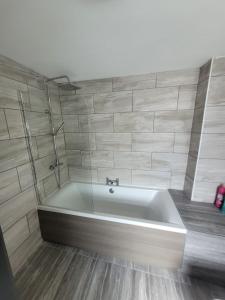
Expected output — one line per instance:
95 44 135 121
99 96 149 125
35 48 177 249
15 190 225 300
15 242 225 300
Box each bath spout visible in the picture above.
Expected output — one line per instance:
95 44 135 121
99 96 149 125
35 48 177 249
106 177 119 186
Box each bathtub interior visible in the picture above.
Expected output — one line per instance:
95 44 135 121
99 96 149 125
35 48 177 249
43 182 184 228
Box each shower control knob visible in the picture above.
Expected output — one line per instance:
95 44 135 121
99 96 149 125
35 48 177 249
109 188 114 194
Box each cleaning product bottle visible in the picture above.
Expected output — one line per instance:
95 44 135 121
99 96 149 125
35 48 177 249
214 184 225 209
221 194 225 214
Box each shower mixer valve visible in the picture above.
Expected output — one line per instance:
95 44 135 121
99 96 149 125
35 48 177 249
49 160 64 170
106 177 119 186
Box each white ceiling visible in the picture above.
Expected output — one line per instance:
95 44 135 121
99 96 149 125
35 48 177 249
0 0 225 81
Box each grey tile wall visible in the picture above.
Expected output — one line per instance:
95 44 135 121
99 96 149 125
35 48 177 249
94 91 132 113
184 57 225 203
133 87 178 112
193 57 225 202
61 94 94 114
0 55 68 273
114 112 154 132
61 67 198 189
95 133 131 151
112 73 156 91
183 60 211 202
0 109 9 140
4 217 30 256
0 168 20 204
79 114 114 132
154 110 194 132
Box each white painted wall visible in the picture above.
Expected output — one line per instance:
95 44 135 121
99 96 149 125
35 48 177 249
0 0 225 80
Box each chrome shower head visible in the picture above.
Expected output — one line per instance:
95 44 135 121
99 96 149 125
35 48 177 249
58 82 81 91
46 75 80 91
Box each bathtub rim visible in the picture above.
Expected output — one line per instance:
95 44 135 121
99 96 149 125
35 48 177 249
38 205 187 235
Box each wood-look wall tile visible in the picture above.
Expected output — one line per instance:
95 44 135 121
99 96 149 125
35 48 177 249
35 155 54 180
207 76 225 106
75 78 112 94
199 133 225 159
203 106 225 133
69 167 98 183
60 167 69 186
65 133 96 150
55 134 66 156
132 133 174 152
43 173 58 197
178 85 197 110
27 209 40 233
133 87 178 112
97 167 131 185
61 95 94 114
195 80 208 110
192 181 217 203
4 217 30 256
174 133 191 154
63 115 79 132
0 65 26 84
195 158 225 183
0 187 37 232
183 175 193 200
112 73 156 91
0 76 29 109
0 138 29 172
0 109 9 140
17 163 34 191
79 114 113 132
0 56 39 82
189 133 201 158
156 68 199 87
66 150 82 167
82 151 113 168
36 135 54 158
185 154 197 179
94 91 132 113
27 111 51 136
5 109 24 138
199 60 212 82
0 168 20 204
36 181 46 204
10 229 42 275
49 92 61 114
114 112 154 132
132 170 171 188
170 173 185 190
29 86 48 112
152 153 188 172
26 77 45 90
211 57 225 76
95 133 131 151
154 110 194 132
114 152 151 169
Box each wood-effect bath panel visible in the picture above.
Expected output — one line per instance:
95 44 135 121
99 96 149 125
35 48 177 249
38 210 186 269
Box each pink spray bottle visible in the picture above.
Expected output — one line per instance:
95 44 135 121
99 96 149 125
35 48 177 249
214 184 225 209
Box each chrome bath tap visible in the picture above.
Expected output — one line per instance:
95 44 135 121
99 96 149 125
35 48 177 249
106 177 119 186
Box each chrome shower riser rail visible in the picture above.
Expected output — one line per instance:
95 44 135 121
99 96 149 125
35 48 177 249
18 90 41 205
45 84 61 188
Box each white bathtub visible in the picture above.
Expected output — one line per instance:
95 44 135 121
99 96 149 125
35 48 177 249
38 182 186 268
39 182 186 233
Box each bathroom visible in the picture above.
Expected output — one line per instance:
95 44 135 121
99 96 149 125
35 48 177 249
0 1 225 299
